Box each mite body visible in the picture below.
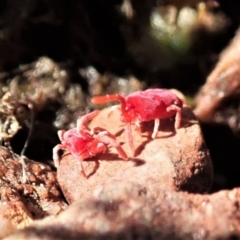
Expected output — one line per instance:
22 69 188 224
91 89 183 156
53 110 128 177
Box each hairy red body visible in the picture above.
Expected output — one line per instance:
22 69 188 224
125 89 182 121
52 111 128 177
59 128 106 160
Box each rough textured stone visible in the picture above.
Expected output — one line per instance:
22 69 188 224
57 105 212 203
0 187 32 238
0 146 67 236
194 28 240 124
4 183 240 240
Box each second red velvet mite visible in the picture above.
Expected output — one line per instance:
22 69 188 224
91 89 183 156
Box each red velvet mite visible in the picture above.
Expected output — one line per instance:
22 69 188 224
91 89 182 156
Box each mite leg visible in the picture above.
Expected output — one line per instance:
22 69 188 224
166 105 182 129
152 118 160 138
96 131 128 160
126 123 135 157
134 120 141 134
77 110 100 133
90 126 108 135
57 130 66 141
78 159 87 178
52 144 64 168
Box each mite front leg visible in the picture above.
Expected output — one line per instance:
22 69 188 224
76 110 100 133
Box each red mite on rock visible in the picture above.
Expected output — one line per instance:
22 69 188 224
53 110 128 177
91 89 183 156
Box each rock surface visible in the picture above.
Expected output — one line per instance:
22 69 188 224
4 183 240 240
57 105 213 203
194 28 240 125
0 147 67 238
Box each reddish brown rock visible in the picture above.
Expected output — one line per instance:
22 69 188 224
0 186 33 238
194 28 240 125
0 146 67 235
4 184 240 240
57 104 212 203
